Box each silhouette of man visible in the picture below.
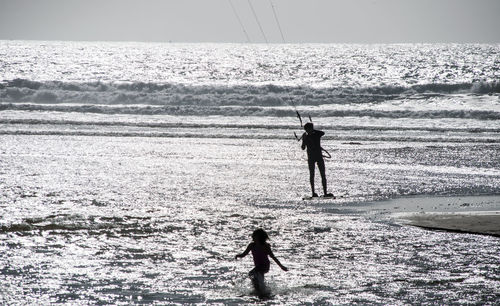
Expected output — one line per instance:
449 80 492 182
301 122 333 198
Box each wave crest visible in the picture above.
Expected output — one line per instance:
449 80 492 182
1 79 499 107
1 102 499 120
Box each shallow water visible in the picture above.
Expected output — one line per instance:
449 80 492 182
1 135 499 304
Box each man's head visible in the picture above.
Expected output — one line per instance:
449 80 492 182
304 122 314 133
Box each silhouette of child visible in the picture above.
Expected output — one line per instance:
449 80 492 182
235 229 288 291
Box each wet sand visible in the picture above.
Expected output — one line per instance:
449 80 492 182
348 195 500 237
396 211 500 236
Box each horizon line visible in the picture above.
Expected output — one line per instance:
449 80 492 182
1 38 499 45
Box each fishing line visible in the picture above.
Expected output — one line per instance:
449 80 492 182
247 0 268 44
269 0 285 43
237 0 299 126
260 1 306 131
228 0 251 43
265 3 330 158
321 148 331 159
227 0 297 126
248 1 304 144
227 0 328 158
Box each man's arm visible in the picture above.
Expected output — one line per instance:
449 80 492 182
301 133 307 150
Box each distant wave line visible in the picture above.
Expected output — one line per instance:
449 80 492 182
2 118 499 134
1 103 499 120
1 129 499 143
2 79 499 94
1 79 499 107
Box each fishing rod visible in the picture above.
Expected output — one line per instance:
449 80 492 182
293 110 308 141
293 110 312 136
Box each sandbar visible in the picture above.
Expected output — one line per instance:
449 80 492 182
349 195 500 237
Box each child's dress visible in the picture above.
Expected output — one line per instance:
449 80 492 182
251 244 270 273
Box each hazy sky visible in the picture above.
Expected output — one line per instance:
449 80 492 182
1 0 499 43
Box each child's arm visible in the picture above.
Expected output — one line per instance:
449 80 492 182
267 246 288 271
235 243 253 259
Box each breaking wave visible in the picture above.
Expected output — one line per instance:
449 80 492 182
1 102 499 120
1 78 499 107
3 118 499 133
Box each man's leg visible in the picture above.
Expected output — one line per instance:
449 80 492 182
317 158 328 195
308 159 317 196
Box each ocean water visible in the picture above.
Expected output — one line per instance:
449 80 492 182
0 41 499 304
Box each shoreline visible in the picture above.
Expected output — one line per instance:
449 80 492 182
395 210 500 237
345 194 500 237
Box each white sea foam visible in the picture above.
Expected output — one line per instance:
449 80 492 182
1 78 499 107
1 41 498 132
1 101 499 121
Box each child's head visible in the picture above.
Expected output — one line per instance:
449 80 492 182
252 228 269 244
304 122 313 133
